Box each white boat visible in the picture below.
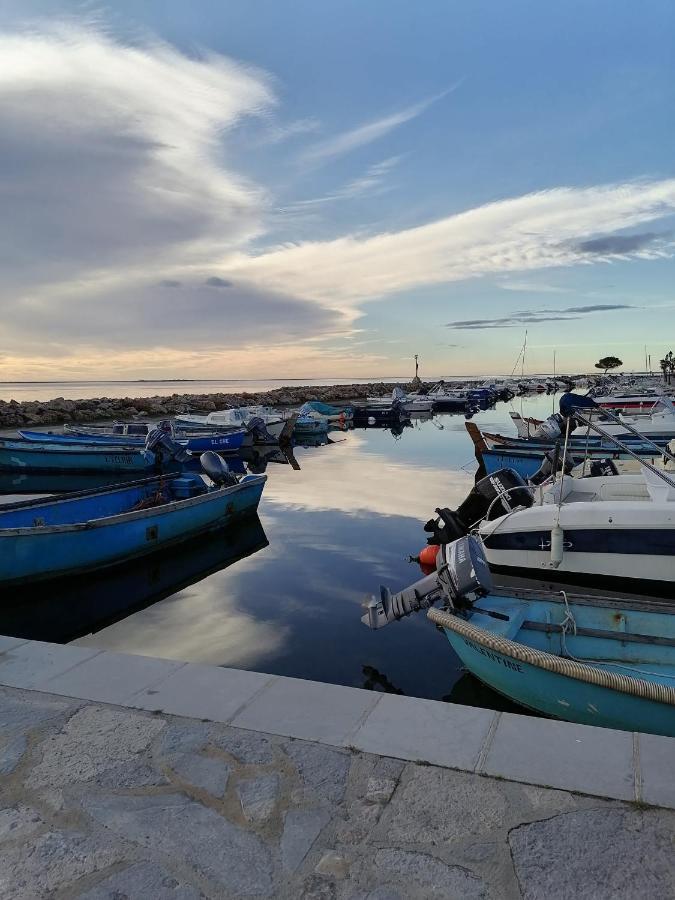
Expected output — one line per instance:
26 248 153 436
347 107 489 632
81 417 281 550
176 407 287 442
366 387 434 414
477 466 675 595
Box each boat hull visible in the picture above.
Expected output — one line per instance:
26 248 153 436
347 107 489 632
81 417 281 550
0 440 155 473
20 429 247 454
443 626 675 735
0 475 266 585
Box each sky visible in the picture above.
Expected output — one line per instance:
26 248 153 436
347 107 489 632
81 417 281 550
1 0 674 380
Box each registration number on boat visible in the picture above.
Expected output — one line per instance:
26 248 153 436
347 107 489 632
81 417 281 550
103 454 134 465
462 638 523 673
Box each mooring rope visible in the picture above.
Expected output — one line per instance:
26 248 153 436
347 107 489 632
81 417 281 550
428 607 675 705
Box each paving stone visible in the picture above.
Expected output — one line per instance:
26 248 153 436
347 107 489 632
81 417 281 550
0 734 27 776
232 677 378 745
44 651 186 704
315 850 350 879
28 706 165 788
83 792 274 897
366 849 487 900
0 637 29 654
78 861 204 899
0 642 101 690
376 767 509 844
169 752 230 798
157 722 211 757
0 829 123 900
212 727 275 764
0 806 43 843
127 662 272 722
281 807 333 873
638 732 675 808
352 694 495 770
365 777 397 804
482 713 635 800
509 807 675 900
285 741 351 803
0 688 73 733
237 774 280 822
334 800 384 844
302 876 337 899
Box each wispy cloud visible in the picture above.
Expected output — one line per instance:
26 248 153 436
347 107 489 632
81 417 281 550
226 180 675 308
299 87 457 166
446 303 634 330
282 156 402 209
497 280 570 293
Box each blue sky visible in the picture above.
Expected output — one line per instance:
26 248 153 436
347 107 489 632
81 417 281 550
1 1 674 378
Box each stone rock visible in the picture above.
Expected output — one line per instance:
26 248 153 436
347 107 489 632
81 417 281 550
281 807 332 873
83 792 273 896
302 875 337 899
509 807 675 900
0 735 27 776
0 688 72 733
315 850 350 879
169 752 230 798
365 778 397 805
0 830 123 900
368 849 487 900
28 706 165 788
157 723 210 757
334 800 383 844
237 775 280 823
284 741 351 804
376 768 508 844
0 806 43 843
78 862 204 899
212 728 275 764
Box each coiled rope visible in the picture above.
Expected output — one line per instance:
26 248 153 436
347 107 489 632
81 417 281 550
428 607 675 706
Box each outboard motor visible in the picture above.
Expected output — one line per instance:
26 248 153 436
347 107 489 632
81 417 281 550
362 535 491 629
533 413 565 441
559 390 598 419
199 450 239 486
423 468 533 545
246 415 277 444
529 447 577 485
145 428 192 466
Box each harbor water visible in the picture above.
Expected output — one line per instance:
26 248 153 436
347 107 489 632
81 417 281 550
0 394 597 710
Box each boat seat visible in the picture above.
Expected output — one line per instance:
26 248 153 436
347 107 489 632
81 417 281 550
642 467 675 503
598 481 650 501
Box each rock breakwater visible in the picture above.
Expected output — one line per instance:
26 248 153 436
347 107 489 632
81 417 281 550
0 382 424 429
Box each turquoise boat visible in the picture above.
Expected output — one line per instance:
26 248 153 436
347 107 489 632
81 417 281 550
364 536 675 737
0 463 266 585
0 437 157 473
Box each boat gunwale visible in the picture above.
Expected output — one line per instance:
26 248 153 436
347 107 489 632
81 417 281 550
429 606 675 706
0 474 266 537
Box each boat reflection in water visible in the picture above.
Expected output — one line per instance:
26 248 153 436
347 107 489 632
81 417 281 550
0 516 268 643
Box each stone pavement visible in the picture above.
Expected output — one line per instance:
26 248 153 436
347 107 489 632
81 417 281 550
1 685 674 900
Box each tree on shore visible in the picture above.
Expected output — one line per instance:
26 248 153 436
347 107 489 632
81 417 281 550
594 356 623 374
660 351 674 383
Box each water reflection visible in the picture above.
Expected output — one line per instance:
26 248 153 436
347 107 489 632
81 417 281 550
0 517 268 644
0 396 568 705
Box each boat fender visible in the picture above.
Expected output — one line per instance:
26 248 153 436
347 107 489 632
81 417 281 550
410 544 440 574
368 416 376 425
550 523 564 568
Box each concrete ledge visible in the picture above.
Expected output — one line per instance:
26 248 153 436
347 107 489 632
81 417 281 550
0 636 673 809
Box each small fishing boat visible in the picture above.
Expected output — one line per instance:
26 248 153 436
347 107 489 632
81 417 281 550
352 400 411 425
292 414 329 436
0 453 266 585
363 537 675 736
366 387 434 414
21 425 248 454
298 401 354 423
175 407 288 443
0 437 160 473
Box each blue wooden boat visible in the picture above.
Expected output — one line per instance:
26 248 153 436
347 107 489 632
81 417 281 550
0 465 266 585
23 426 247 453
0 515 268 641
430 593 675 737
0 437 158 473
364 536 675 737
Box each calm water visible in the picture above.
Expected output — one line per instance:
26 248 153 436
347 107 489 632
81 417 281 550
0 376 496 402
0 396 558 708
